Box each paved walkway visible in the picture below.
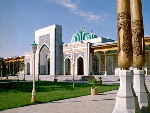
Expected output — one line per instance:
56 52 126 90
1 76 150 113
1 90 118 113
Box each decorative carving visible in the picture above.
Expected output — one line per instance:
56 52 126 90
131 20 143 28
117 12 133 69
132 20 145 68
117 12 131 21
118 21 132 56
132 28 143 56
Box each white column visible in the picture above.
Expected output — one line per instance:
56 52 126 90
1 66 2 79
87 42 90 76
112 70 140 113
104 51 107 76
133 69 150 112
64 59 65 75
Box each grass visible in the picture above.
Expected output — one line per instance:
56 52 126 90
0 80 119 111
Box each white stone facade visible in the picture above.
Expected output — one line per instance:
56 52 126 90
25 25 62 77
23 24 124 77
25 24 150 77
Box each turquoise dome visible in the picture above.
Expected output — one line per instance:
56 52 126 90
85 32 98 40
71 30 88 42
71 30 98 42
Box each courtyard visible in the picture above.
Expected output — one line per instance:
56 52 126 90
0 78 119 111
0 75 150 113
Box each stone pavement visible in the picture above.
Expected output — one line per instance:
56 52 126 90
1 76 150 113
1 90 118 113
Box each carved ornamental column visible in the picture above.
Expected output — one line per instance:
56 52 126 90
131 0 150 112
117 0 132 69
113 0 140 112
131 0 145 68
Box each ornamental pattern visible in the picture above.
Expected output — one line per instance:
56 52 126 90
75 52 84 59
117 12 132 56
117 12 131 21
64 54 71 59
131 20 143 28
131 20 144 58
39 34 50 49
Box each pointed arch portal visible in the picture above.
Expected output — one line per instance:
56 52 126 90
77 57 84 75
65 58 71 75
93 55 99 75
27 62 30 75
39 45 50 75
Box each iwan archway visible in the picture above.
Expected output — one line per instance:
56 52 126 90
64 58 71 75
39 44 50 75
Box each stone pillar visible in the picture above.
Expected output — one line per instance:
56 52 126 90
113 0 140 112
131 0 150 111
64 58 65 75
113 70 140 113
1 66 2 79
13 60 14 75
87 42 90 76
104 51 107 76
9 62 10 74
91 52 94 75
133 70 150 112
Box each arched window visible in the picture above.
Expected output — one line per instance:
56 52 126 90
77 57 84 75
65 58 71 75
93 55 99 75
47 58 50 75
27 62 30 75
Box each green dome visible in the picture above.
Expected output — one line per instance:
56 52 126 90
71 30 98 43
85 32 98 40
71 30 88 42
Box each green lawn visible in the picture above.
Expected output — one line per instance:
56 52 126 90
0 80 119 111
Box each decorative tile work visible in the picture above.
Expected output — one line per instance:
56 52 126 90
64 54 71 59
39 34 50 49
75 52 84 59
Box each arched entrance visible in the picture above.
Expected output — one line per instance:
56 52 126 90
77 57 84 75
39 45 50 75
27 62 30 75
93 55 99 75
65 58 71 75
106 56 113 75
46 58 50 75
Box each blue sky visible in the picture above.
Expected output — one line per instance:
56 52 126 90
0 0 150 58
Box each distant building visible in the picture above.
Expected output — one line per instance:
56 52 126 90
0 57 4 77
3 24 150 78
